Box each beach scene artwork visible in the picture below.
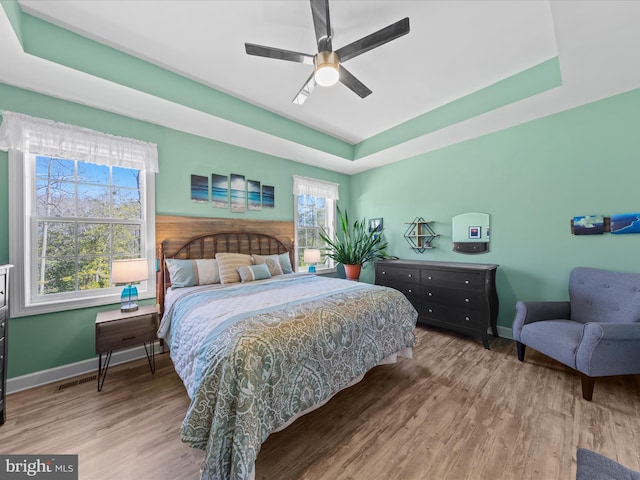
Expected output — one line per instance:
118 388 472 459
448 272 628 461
230 173 246 213
610 213 640 234
573 215 605 235
211 174 229 208
190 174 208 203
262 185 274 208
247 180 261 211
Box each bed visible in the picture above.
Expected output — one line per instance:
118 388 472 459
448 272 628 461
156 228 418 480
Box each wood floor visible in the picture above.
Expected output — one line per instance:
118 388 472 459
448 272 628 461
1 326 639 480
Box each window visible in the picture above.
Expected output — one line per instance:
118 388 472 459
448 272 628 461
35 156 144 295
0 111 158 317
293 176 339 272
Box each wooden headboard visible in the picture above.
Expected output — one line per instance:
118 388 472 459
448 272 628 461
156 215 294 313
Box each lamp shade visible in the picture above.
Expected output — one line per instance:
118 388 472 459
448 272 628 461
304 249 321 264
112 258 148 284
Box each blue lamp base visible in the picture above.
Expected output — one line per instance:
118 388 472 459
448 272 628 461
308 265 316 273
120 284 139 312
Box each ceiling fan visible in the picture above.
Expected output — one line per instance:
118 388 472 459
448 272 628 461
244 0 410 105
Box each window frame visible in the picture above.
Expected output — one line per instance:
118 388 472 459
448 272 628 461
8 149 156 318
293 194 337 274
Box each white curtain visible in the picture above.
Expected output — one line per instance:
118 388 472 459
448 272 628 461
293 175 340 200
0 111 158 172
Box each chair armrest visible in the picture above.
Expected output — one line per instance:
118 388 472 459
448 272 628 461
512 301 571 341
576 322 640 376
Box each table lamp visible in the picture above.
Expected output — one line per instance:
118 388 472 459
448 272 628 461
112 258 148 312
304 248 321 273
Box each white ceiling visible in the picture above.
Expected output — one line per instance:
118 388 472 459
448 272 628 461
2 1 640 174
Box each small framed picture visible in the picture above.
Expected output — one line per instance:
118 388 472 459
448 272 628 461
369 218 383 233
469 226 481 239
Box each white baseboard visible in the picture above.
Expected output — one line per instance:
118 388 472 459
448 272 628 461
6 342 161 395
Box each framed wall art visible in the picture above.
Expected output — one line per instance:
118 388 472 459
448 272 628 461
262 185 274 208
190 174 208 203
247 180 261 211
211 174 228 209
230 173 246 213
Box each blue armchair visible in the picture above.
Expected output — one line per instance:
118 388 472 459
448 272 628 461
513 267 640 401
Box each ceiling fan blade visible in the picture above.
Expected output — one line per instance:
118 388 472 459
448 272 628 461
339 66 372 99
310 0 332 52
336 17 410 63
245 43 314 65
292 72 317 105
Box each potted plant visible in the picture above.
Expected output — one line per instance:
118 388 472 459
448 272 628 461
319 206 389 281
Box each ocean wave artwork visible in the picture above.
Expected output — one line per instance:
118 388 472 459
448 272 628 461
573 215 604 235
211 174 228 209
191 174 208 203
262 185 274 208
248 180 261 211
230 173 246 213
610 213 640 234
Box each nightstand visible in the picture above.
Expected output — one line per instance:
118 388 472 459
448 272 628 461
95 304 159 391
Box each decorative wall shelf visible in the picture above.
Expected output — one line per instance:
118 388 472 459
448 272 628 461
404 217 438 253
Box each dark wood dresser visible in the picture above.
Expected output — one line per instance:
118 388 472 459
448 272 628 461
375 259 499 348
0 264 12 425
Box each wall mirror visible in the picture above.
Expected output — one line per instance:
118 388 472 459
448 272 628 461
452 212 490 254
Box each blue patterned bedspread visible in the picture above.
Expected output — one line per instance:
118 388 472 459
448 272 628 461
158 274 418 480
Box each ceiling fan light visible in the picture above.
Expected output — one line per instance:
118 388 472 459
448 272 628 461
314 51 340 87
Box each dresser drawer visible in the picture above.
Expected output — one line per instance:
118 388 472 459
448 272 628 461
376 266 421 286
423 286 484 310
0 273 6 308
96 314 157 353
0 309 5 339
0 336 5 375
422 269 483 290
422 304 484 329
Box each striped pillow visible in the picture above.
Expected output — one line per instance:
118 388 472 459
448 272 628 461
237 263 272 282
165 258 220 288
252 254 284 276
215 253 253 284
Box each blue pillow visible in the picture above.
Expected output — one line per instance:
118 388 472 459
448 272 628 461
165 258 220 287
237 263 272 282
279 252 294 274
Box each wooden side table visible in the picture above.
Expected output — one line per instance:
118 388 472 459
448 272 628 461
95 304 159 391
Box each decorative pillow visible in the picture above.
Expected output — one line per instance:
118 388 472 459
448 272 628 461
279 252 294 274
165 258 220 288
237 263 272 283
252 254 284 277
215 253 253 284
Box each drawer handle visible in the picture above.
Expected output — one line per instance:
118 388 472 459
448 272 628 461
465 298 470 303
382 271 386 275
408 274 412 278
407 289 412 293
465 316 470 321
428 292 433 296
428 276 432 280
121 336 137 341
428 308 433 313
464 280 470 284
0 322 4 328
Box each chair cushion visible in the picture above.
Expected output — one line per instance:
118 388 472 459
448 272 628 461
520 320 584 369
569 267 640 324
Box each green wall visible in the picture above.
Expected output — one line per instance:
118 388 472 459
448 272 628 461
351 87 640 331
3 79 640 379
0 83 350 378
